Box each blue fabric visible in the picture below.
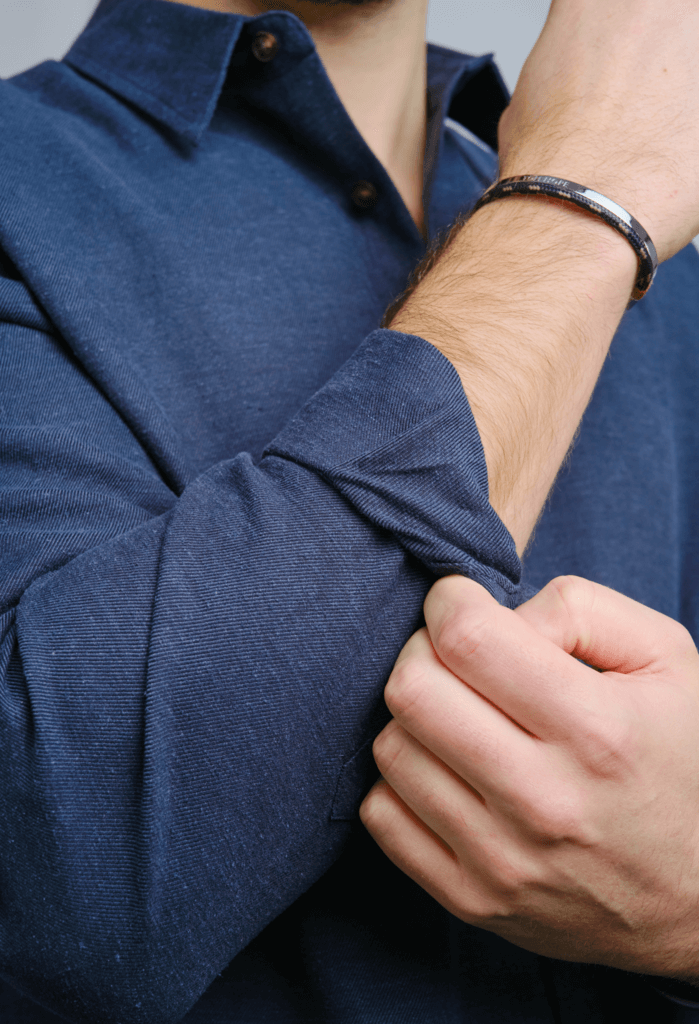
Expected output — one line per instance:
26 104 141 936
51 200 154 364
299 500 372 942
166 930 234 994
0 1 697 1021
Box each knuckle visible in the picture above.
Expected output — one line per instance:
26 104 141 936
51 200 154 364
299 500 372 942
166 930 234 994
490 861 528 902
648 619 699 682
529 799 585 844
477 851 535 908
384 655 431 721
665 619 696 658
576 711 637 780
358 786 385 832
371 721 405 777
548 574 595 622
637 611 695 666
432 603 492 666
514 784 588 844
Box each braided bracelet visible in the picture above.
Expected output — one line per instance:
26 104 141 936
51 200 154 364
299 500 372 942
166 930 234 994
471 175 658 302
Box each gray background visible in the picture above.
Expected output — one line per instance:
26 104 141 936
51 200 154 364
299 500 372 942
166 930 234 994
0 0 550 88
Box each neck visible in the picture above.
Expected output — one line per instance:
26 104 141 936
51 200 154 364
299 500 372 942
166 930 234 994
169 0 429 232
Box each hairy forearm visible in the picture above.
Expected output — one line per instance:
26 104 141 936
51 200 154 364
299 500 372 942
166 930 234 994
390 196 636 553
389 0 699 555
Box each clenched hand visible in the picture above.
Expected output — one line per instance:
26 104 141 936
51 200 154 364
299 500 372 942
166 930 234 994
360 576 699 982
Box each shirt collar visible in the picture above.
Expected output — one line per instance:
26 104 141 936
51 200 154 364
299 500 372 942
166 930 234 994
66 0 245 144
66 0 508 148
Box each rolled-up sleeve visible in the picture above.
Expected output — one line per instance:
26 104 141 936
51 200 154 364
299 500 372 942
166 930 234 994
0 273 521 1023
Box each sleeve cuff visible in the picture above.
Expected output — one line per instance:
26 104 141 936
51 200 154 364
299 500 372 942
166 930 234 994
264 328 524 606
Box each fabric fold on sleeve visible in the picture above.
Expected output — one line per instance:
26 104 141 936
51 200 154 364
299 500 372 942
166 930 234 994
0 311 526 1024
266 328 523 605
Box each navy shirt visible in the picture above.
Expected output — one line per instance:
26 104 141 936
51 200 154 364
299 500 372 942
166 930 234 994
0 1 698 1021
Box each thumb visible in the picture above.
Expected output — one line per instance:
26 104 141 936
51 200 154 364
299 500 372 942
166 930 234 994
515 575 688 674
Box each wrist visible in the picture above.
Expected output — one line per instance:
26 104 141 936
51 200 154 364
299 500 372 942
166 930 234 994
472 176 657 302
498 143 663 261
394 195 637 365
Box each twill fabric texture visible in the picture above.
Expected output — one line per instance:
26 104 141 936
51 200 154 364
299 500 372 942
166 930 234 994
0 1 697 1022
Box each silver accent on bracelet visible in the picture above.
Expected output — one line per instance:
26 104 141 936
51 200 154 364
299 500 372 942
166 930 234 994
471 175 658 303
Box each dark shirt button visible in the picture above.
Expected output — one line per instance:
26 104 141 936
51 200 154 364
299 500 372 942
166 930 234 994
251 32 279 63
351 181 378 210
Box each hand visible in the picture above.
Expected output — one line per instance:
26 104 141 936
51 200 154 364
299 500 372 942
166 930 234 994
360 575 699 982
497 0 699 260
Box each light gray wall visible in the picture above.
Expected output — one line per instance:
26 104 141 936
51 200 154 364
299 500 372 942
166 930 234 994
0 0 100 80
427 0 548 90
0 0 547 88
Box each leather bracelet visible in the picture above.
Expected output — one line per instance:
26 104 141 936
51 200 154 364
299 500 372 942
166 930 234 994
471 175 658 303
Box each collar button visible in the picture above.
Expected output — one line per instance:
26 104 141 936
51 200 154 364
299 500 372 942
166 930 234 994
351 181 379 210
252 31 279 63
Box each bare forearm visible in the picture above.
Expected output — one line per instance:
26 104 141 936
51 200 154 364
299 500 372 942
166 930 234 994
392 0 699 554
391 197 636 553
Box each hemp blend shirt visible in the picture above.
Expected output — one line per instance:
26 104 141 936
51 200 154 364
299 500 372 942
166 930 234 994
1 1 699 1022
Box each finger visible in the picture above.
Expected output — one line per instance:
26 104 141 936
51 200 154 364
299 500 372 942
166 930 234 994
371 718 555 871
359 778 492 924
372 719 487 854
383 630 554 813
514 575 697 674
423 576 612 743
